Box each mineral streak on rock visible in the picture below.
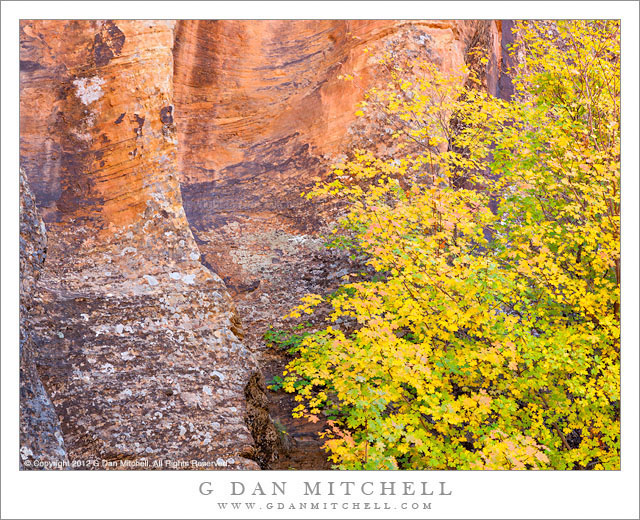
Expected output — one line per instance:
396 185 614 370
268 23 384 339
20 168 69 470
497 20 519 101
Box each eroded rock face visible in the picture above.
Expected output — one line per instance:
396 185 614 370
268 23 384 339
20 20 180 228
20 20 267 469
20 19 510 469
20 168 68 469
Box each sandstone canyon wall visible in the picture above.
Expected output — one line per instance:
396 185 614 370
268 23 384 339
173 20 505 293
19 20 267 469
20 19 511 468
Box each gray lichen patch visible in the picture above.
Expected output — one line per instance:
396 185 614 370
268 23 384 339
72 76 106 105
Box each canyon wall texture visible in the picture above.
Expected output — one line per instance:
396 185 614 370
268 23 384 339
172 20 504 293
19 20 270 469
20 19 510 468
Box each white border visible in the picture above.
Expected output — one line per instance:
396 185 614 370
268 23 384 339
2 2 638 519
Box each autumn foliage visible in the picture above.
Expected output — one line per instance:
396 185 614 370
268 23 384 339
279 21 620 470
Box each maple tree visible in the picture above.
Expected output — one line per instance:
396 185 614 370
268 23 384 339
279 20 620 470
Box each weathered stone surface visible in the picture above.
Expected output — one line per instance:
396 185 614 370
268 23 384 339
20 20 181 228
20 168 69 470
20 20 266 469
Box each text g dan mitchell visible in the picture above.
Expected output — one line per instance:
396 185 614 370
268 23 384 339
199 480 453 497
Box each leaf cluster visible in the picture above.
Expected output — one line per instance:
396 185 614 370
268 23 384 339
280 21 620 470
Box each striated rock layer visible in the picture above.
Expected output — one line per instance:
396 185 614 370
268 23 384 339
172 20 505 293
20 19 512 468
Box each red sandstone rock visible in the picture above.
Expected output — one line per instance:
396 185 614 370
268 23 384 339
20 20 270 469
172 20 504 292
